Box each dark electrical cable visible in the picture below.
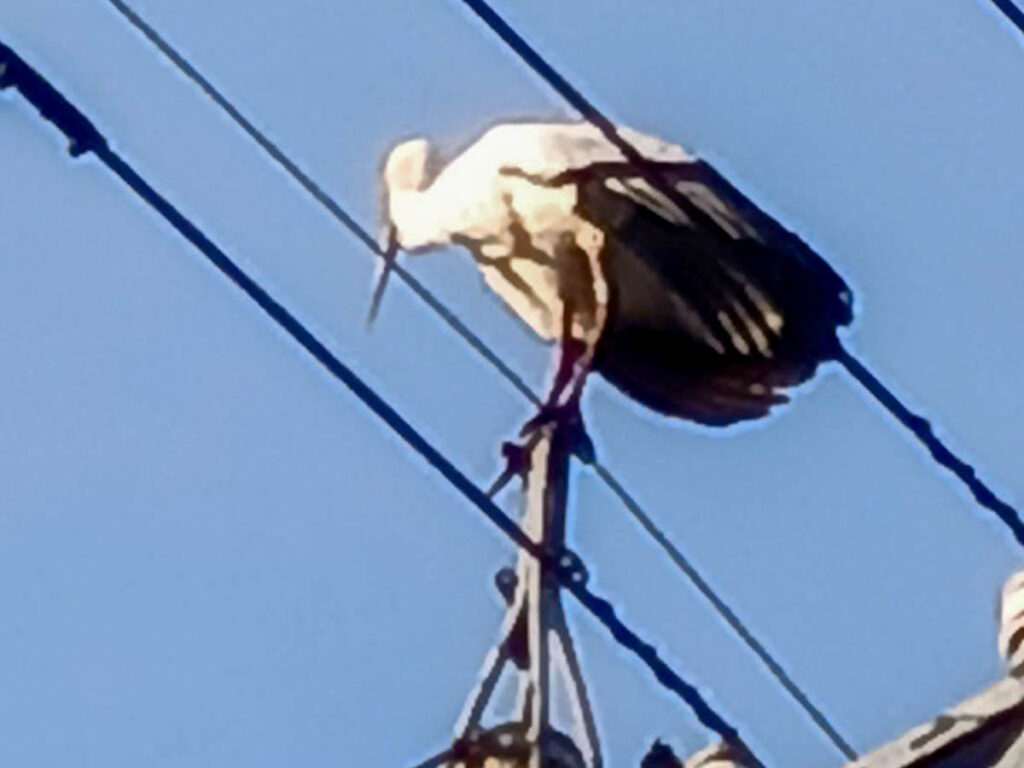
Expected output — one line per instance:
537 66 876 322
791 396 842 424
454 0 1024 551
101 1 857 757
592 465 856 759
104 0 540 410
989 0 1024 36
835 347 1024 546
0 38 759 763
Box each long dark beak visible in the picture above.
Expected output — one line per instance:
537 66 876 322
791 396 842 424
366 224 399 327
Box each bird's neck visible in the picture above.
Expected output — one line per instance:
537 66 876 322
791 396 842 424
390 188 450 251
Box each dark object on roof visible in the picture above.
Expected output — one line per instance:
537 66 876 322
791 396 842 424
641 738 756 768
641 740 682 768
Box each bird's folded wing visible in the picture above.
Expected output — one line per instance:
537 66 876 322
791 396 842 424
562 159 853 361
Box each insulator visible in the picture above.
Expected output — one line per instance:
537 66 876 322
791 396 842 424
999 570 1024 675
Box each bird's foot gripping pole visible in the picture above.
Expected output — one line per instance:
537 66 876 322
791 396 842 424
449 420 602 768
486 400 595 499
520 401 596 466
519 333 597 468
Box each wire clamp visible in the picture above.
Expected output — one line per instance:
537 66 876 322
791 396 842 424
550 546 588 587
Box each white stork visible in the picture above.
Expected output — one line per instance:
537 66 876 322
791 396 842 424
379 121 853 433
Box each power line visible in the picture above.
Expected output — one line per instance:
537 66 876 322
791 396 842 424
104 0 540 410
0 38 759 763
101 0 855 758
835 347 1024 545
989 0 1024 36
592 465 856 759
454 0 1024 548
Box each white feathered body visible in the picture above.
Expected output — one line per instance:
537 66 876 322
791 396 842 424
393 124 693 339
388 122 853 425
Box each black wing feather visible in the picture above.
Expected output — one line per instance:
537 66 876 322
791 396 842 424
571 159 853 425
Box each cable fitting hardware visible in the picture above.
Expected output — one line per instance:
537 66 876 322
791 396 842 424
494 566 518 605
0 41 107 157
550 547 588 586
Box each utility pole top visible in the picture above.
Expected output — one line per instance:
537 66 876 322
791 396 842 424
432 417 757 768
446 419 599 768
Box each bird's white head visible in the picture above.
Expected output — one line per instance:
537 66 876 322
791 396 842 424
381 137 445 252
383 137 433 193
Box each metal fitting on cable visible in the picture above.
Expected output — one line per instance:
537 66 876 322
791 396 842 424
551 548 588 587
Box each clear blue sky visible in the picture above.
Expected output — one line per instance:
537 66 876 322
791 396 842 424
2 2 1023 767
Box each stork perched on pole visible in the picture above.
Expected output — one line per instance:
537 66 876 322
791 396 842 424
376 120 1020 541
379 121 851 435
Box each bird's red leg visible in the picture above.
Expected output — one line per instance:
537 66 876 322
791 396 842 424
489 329 595 501
491 237 605 489
545 336 588 411
489 314 593 496
518 300 596 461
